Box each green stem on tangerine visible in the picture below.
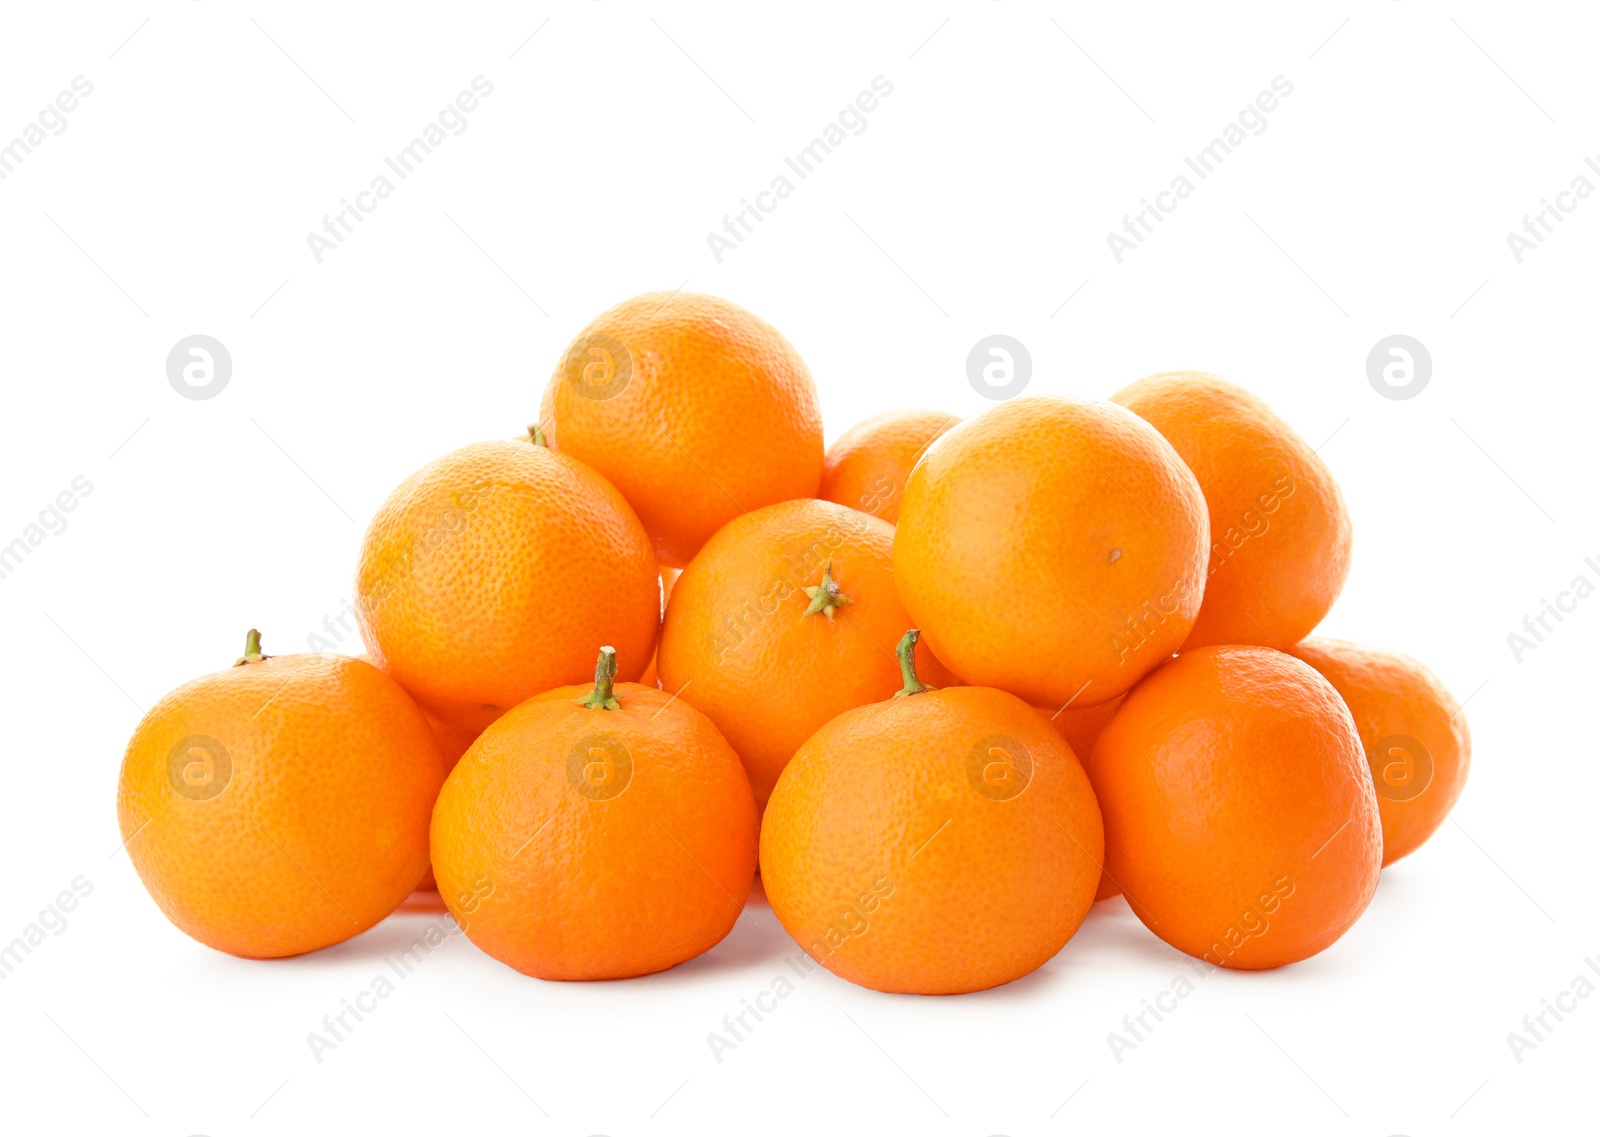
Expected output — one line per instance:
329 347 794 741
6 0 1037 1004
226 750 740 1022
235 628 267 667
579 645 621 710
892 629 936 699
802 558 853 621
524 423 547 447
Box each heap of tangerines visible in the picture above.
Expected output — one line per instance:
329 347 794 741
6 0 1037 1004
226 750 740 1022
117 293 1470 994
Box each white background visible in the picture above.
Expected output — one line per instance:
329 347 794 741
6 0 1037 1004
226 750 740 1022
1 2 1595 1134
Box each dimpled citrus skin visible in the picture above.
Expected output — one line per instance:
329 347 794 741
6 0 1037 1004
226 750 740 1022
1037 696 1126 901
760 686 1104 995
819 409 960 523
1085 646 1381 969
1288 638 1471 867
658 499 954 805
355 439 659 725
1111 372 1353 650
431 681 757 981
541 292 824 567
116 652 447 959
893 396 1209 708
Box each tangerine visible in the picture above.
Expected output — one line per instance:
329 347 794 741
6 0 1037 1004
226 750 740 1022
658 499 951 804
541 292 823 566
431 648 757 980
1288 637 1471 866
355 436 658 726
894 395 1209 707
1085 645 1380 968
116 632 446 958
819 409 958 523
1111 372 1352 649
760 632 1104 994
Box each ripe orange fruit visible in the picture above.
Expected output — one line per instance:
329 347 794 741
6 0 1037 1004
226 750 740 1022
658 499 953 804
1038 696 1125 901
355 436 659 727
1287 638 1471 866
432 648 756 980
116 632 446 958
893 395 1209 708
760 632 1104 994
1111 372 1352 649
540 292 824 567
1086 645 1380 968
819 409 959 523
